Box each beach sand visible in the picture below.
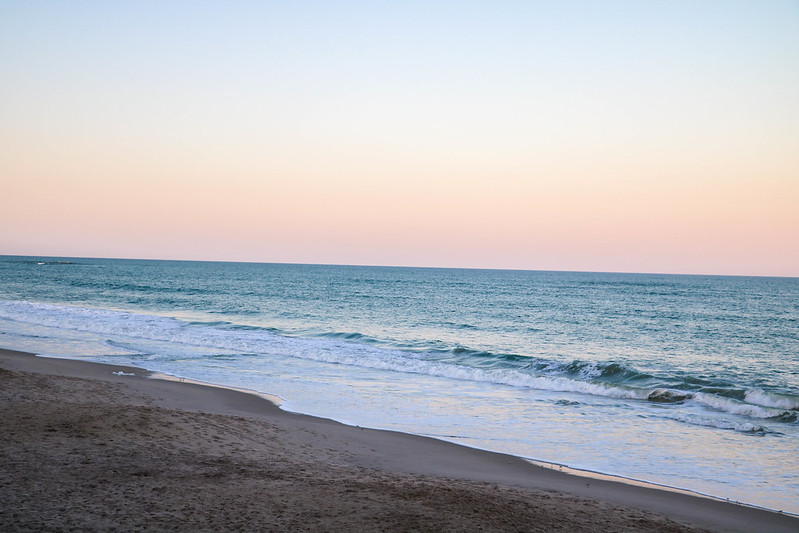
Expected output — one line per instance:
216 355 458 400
1 348 796 532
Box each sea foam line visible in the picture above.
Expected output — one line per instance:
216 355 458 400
744 390 799 411
1 300 795 424
0 301 649 399
694 393 796 421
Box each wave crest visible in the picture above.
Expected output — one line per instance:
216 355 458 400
744 390 799 411
1 300 796 431
694 393 796 421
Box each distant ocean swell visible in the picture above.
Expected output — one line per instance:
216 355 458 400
2 300 796 432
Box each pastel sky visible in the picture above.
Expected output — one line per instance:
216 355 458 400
2 1 797 276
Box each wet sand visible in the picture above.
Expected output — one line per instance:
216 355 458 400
1 348 796 532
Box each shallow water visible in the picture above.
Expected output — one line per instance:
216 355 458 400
1 256 797 513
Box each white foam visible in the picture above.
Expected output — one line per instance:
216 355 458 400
673 413 768 434
0 300 646 401
694 392 793 419
2 301 793 414
744 389 799 411
0 301 183 341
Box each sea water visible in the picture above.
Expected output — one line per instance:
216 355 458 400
0 256 797 513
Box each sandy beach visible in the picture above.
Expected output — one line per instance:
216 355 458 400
1 348 796 532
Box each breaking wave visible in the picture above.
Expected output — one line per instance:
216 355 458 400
1 300 796 432
672 414 771 434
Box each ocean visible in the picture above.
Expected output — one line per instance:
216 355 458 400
1 255 797 514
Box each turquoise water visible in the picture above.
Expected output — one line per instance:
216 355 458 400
1 256 797 513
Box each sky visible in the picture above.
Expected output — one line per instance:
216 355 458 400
1 1 797 276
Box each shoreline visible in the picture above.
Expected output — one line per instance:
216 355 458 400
154 370 727 506
101 361 799 517
2 347 797 532
147 372 764 513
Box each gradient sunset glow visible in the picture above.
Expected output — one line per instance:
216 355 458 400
2 1 797 276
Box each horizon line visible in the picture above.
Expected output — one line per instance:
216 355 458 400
2 253 796 280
